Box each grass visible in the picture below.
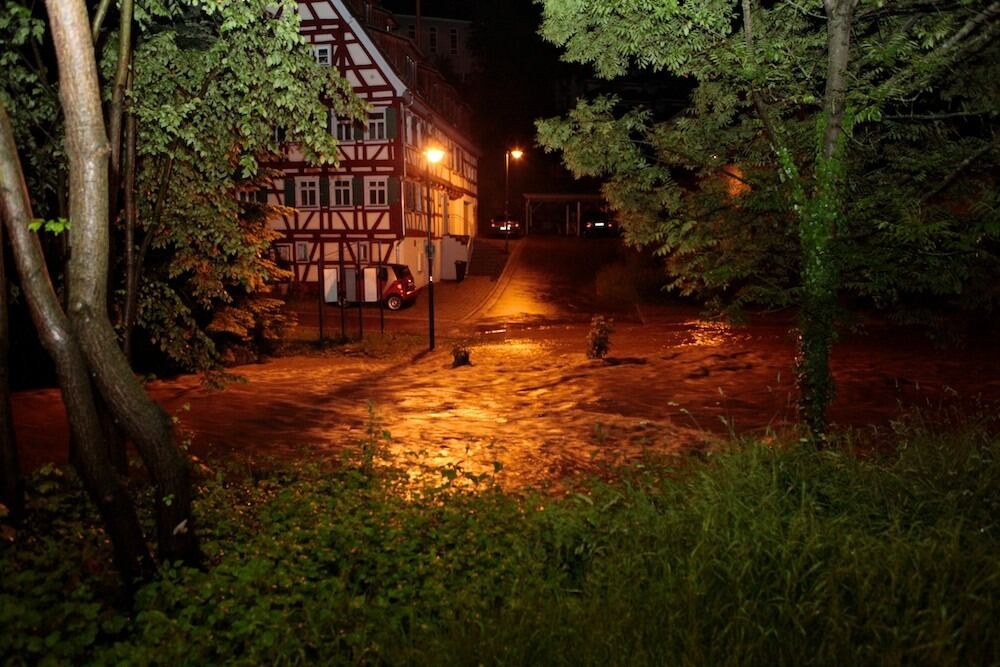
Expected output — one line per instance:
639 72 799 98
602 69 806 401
2 415 998 665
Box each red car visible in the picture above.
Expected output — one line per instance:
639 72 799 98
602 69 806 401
379 264 417 310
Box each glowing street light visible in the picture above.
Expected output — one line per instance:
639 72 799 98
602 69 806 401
423 144 445 351
504 148 524 253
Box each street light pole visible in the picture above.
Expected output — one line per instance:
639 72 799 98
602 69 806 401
424 145 445 351
504 148 523 254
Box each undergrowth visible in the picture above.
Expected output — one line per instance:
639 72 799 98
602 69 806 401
2 417 999 666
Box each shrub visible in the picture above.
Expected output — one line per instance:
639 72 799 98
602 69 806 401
451 343 471 367
586 315 614 359
2 420 999 665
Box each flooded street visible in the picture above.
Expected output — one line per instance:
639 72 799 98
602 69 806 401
12 237 1000 489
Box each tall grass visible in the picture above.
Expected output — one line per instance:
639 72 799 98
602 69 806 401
2 418 998 665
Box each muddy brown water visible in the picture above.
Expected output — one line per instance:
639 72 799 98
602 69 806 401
12 312 1000 491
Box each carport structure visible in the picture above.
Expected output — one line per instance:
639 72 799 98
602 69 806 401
522 193 605 236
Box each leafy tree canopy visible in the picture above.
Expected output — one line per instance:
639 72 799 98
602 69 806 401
2 0 367 372
537 0 1000 325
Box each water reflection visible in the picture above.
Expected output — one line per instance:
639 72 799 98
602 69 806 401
678 320 736 347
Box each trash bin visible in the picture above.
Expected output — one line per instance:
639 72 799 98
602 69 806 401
454 260 467 283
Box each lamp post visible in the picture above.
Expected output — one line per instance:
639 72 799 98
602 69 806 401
424 145 445 351
504 148 523 253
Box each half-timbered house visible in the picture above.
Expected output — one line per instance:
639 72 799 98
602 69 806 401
266 0 479 294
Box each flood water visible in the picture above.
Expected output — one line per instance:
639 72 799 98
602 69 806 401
10 237 1000 490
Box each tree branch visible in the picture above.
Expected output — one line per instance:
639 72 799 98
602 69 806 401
941 1 1000 52
90 0 114 43
742 0 794 164
920 139 997 203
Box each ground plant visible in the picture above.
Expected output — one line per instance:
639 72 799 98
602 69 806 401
586 315 614 359
2 416 998 665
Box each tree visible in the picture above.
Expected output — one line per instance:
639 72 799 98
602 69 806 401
536 0 1000 436
1 0 364 582
0 222 23 523
3 0 365 375
114 1 364 370
2 103 155 582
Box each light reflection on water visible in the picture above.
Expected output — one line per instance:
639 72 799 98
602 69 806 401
678 320 737 347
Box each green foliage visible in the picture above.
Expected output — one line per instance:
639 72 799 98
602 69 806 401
0 2 64 220
536 1 1000 325
27 217 70 235
2 421 1000 664
4 0 367 373
585 315 614 359
114 0 365 371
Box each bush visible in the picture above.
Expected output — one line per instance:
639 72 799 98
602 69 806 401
2 422 999 665
586 315 614 359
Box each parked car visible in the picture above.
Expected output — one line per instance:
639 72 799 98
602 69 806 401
581 212 619 237
488 216 523 237
380 264 417 310
330 263 417 310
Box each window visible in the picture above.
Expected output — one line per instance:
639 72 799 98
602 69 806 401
312 45 331 66
298 178 319 208
332 113 353 141
357 242 369 263
333 178 352 207
449 28 458 55
367 109 386 140
366 177 388 207
295 242 309 262
428 27 437 53
274 244 292 269
407 24 416 40
405 55 416 82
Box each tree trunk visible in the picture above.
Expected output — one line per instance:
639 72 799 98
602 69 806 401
0 104 153 583
0 222 24 522
122 95 138 361
44 0 201 565
107 0 133 210
796 0 855 437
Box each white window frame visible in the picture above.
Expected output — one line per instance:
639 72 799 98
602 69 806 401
366 177 388 207
313 45 331 66
367 109 387 141
298 178 319 209
357 242 370 264
335 116 353 142
295 242 309 262
333 178 352 207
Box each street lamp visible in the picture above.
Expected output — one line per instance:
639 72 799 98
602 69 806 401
504 148 524 253
424 145 445 351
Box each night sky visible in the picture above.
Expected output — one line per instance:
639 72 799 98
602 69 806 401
381 0 602 219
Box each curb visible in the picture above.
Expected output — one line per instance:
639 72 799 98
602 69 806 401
459 239 527 322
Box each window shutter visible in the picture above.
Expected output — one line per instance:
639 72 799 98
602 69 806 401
352 178 364 206
385 107 398 140
388 177 400 205
284 178 296 207
354 120 365 141
319 177 330 207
